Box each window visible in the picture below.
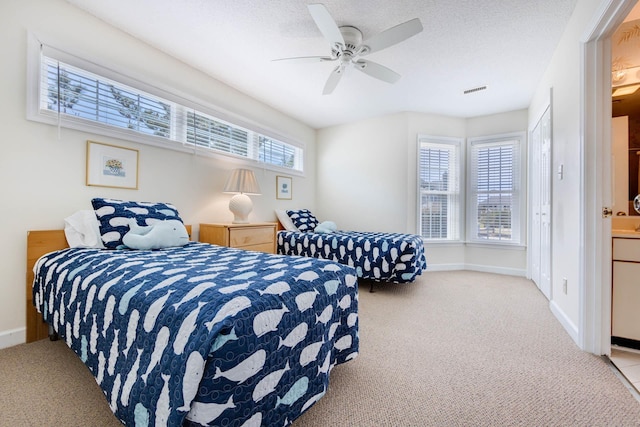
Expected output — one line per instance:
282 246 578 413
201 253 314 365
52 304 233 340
44 57 173 139
417 136 462 241
258 136 300 169
467 133 525 245
186 110 248 156
28 39 304 172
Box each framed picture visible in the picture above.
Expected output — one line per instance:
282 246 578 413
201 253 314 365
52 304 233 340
86 140 139 189
276 175 292 200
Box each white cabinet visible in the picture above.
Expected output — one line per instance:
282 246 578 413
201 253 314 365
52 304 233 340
612 237 640 342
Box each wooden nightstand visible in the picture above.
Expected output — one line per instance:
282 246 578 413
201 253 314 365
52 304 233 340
199 223 277 254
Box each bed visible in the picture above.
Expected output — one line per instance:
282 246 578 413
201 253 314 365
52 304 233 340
27 200 359 427
276 209 427 286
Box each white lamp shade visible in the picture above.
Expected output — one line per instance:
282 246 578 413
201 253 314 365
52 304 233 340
223 168 261 195
223 169 261 223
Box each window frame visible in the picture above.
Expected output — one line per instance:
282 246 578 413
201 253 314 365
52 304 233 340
416 135 465 244
466 132 526 247
26 33 305 174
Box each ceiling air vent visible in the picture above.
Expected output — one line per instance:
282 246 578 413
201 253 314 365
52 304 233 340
463 85 487 95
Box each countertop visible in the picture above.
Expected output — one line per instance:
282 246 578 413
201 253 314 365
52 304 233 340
612 229 640 238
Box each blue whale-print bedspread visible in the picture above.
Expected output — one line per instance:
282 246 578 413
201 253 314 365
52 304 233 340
277 230 427 283
32 242 359 426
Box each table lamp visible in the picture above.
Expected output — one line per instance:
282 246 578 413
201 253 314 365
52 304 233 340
223 168 261 223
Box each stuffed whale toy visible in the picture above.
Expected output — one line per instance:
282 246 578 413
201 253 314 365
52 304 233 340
314 221 337 234
122 219 189 250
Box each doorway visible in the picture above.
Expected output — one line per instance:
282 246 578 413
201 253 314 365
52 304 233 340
608 3 640 386
612 4 640 217
581 0 637 356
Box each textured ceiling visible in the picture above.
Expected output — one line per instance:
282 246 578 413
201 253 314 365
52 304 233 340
64 0 578 129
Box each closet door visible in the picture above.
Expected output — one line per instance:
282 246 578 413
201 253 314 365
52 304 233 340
539 108 552 298
530 105 552 299
530 116 542 287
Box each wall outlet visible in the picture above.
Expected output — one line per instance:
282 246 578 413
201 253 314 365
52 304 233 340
562 278 568 295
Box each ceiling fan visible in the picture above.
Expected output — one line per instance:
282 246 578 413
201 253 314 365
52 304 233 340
274 4 423 95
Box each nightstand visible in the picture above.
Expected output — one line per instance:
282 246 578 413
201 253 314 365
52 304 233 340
199 223 277 254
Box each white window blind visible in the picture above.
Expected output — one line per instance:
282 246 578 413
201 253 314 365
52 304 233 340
30 40 304 172
186 110 249 157
259 136 299 169
468 135 523 244
417 137 462 241
43 57 173 139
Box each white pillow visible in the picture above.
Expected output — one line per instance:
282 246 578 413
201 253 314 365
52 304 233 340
275 209 298 231
64 210 105 249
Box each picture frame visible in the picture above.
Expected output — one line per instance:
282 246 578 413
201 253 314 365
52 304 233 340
276 175 292 200
86 140 139 189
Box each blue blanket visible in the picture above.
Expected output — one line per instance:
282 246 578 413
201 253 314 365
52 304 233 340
32 242 359 426
277 230 427 283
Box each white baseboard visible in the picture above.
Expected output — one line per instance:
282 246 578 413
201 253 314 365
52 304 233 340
427 263 526 277
425 263 465 271
0 327 26 350
464 263 527 277
549 300 579 345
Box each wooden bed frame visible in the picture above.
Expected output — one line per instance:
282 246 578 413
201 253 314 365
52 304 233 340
25 226 192 343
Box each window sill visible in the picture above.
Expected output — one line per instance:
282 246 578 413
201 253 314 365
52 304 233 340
422 239 525 251
464 241 526 250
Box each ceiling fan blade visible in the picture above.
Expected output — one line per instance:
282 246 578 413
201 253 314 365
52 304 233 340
308 4 344 47
272 56 335 64
323 66 344 95
362 18 423 55
354 60 401 84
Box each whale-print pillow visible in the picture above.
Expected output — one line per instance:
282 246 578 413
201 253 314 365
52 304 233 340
92 198 183 249
286 209 319 232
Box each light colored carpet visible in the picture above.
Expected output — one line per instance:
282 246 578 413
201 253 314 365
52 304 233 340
2 270 640 426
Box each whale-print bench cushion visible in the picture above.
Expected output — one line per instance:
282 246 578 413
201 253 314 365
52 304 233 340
32 242 359 426
286 209 319 232
91 198 183 249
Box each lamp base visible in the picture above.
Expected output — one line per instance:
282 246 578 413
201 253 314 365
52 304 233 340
229 193 253 224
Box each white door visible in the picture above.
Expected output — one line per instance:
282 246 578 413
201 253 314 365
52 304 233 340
539 107 552 298
530 105 552 299
530 114 542 286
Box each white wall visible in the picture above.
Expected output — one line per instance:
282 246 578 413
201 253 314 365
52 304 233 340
0 0 315 347
316 113 409 232
528 0 604 341
317 109 529 276
316 111 471 232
